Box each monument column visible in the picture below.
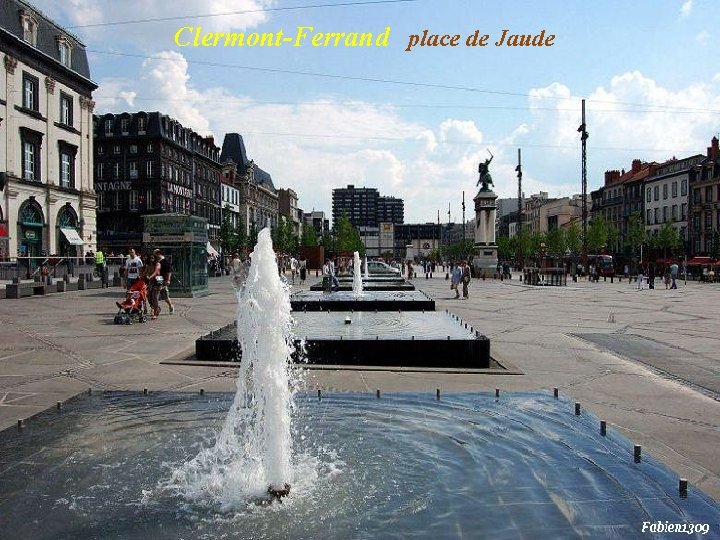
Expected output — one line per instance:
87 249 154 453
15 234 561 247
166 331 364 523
471 151 499 276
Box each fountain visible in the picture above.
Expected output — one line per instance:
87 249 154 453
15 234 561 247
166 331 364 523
169 228 298 503
352 251 363 299
1 228 719 537
364 256 369 280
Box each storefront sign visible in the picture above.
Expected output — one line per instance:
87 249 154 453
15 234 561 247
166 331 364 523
24 229 38 240
96 181 132 191
167 183 193 199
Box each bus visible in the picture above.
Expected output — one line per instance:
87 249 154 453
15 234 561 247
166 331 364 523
587 254 615 278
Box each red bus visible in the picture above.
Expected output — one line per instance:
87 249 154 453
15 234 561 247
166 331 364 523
588 254 614 277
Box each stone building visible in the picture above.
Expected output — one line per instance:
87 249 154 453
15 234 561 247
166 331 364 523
0 0 97 264
220 133 278 236
688 137 720 256
277 188 301 236
93 111 222 253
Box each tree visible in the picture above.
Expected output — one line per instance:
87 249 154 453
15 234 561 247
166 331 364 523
248 223 259 249
657 221 681 259
626 211 646 272
272 217 299 255
564 221 582 258
545 228 565 259
587 215 608 253
606 223 620 255
301 225 319 247
497 236 513 261
335 213 364 255
219 205 238 255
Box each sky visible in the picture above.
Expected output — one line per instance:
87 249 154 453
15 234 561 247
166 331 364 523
32 0 720 223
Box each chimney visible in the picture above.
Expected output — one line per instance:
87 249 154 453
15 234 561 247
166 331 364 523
204 136 214 146
631 159 642 173
710 136 719 161
604 170 620 185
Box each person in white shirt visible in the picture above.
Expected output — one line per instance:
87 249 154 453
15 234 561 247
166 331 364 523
125 248 143 290
290 257 298 285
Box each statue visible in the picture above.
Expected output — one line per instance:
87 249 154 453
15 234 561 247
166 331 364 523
476 150 494 191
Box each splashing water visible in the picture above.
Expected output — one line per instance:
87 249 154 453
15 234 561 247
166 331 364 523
364 256 369 281
353 251 364 299
165 228 302 508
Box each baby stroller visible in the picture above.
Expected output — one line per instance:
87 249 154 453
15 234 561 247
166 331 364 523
114 279 148 324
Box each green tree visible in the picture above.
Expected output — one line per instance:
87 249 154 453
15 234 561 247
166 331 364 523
564 221 582 257
606 222 620 254
545 228 565 259
587 215 608 253
515 228 533 265
272 217 299 255
248 223 259 249
657 221 681 259
301 225 319 247
497 236 513 261
335 213 365 255
219 205 238 255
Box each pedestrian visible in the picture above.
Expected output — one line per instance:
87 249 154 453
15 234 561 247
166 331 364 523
154 249 174 314
663 267 671 289
648 264 655 290
637 265 645 290
299 256 307 284
144 254 162 319
290 256 298 285
670 262 679 289
461 260 471 299
231 251 243 290
407 260 413 280
451 262 462 299
125 248 143 290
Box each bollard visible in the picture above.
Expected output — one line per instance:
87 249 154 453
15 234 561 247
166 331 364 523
88 388 92 395
679 478 688 498
376 389 381 398
600 420 606 436
317 389 322 400
634 445 642 463
17 419 23 431
575 403 581 416
436 388 440 400
495 388 500 398
553 388 559 399
200 388 205 395
57 401 62 411
144 388 148 395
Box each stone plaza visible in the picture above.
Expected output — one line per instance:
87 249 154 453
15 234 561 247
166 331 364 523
0 273 718 501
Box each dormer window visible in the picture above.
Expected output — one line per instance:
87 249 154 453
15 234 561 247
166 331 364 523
104 118 113 136
137 116 146 133
57 37 73 68
20 10 38 46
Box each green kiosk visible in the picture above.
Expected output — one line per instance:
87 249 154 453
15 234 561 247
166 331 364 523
142 214 209 298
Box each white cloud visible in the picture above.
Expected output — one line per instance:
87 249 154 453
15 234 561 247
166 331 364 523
680 0 693 17
695 30 710 44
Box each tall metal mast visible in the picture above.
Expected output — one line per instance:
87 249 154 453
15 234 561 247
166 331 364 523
578 99 589 269
515 148 523 232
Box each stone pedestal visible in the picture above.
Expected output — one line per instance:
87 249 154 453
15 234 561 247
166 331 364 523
473 189 498 275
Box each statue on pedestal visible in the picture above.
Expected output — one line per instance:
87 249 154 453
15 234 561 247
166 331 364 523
476 150 494 191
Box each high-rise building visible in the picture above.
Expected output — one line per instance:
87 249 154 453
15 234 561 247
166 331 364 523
1 1 97 265
332 185 404 229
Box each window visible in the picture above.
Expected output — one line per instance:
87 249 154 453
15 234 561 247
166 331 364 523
22 73 38 111
23 142 36 180
60 152 72 188
646 188 651 203
147 143 153 153
654 208 659 224
681 203 687 221
663 184 668 200
129 191 138 210
706 186 713 203
654 186 659 201
113 163 120 179
672 205 678 221
60 93 73 126
681 179 687 196
57 37 72 68
113 192 121 210
694 189 701 204
97 145 104 155
663 206 668 223
20 128 42 181
146 161 154 177
105 119 113 135
146 189 153 210
113 145 120 154
130 144 138 154
129 162 138 179
706 213 713 229
97 191 105 210
97 163 105 178
20 11 37 45
121 118 129 134
672 181 677 198
138 116 146 133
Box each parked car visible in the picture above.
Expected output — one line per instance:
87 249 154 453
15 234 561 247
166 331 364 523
366 260 401 275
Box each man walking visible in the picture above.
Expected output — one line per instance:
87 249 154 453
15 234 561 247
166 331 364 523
461 260 471 300
670 262 679 290
451 263 462 299
154 249 174 314
328 256 340 291
125 248 143 290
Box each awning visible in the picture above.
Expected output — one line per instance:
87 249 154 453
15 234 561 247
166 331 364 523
206 242 219 257
686 257 716 266
59 227 84 245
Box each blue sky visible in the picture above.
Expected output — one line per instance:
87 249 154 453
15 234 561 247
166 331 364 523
35 0 720 223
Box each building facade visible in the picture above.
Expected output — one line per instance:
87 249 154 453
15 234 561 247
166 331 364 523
303 210 329 238
1 1 97 263
93 112 221 252
377 196 404 225
221 173 240 231
277 188 300 236
688 137 720 256
220 133 278 236
332 185 404 230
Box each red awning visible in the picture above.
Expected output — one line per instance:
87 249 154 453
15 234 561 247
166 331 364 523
686 257 717 266
0 224 7 238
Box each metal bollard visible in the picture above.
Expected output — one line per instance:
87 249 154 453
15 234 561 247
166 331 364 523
376 389 381 398
200 388 205 395
634 445 642 463
600 420 607 436
575 403 581 416
553 388 558 398
436 388 440 400
317 389 322 400
679 478 688 498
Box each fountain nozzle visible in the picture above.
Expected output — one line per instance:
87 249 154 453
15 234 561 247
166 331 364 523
268 483 291 499
345 316 352 325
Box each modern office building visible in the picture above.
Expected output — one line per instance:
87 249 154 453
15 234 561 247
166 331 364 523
332 185 404 229
1 0 97 263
